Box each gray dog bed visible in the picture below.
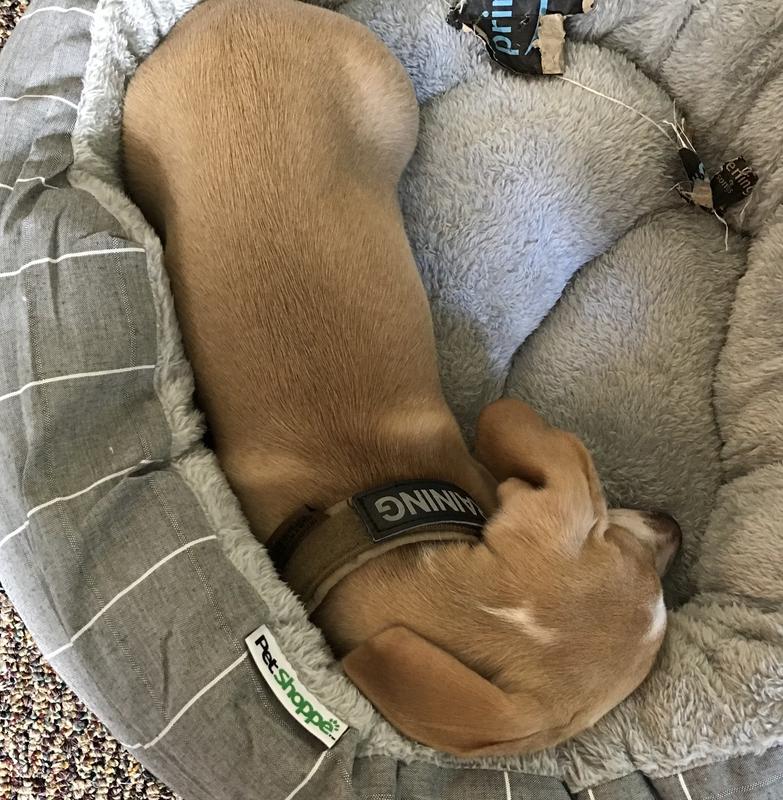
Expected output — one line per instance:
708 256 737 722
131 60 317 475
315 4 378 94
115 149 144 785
1 0 782 797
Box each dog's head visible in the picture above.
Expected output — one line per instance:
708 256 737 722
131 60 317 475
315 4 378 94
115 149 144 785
341 399 679 756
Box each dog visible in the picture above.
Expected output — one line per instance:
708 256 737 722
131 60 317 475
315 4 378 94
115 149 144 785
122 0 681 756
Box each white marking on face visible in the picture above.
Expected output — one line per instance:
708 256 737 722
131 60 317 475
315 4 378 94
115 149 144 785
482 605 556 644
645 594 667 641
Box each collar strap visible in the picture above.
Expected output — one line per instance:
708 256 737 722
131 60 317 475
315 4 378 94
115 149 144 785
266 480 486 614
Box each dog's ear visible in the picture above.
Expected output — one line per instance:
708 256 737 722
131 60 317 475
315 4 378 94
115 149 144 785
342 625 555 756
475 398 606 533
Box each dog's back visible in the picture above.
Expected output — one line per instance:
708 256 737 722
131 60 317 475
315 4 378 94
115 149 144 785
123 0 462 535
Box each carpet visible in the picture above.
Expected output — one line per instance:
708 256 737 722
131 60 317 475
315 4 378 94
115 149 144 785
0 0 27 48
1 584 177 797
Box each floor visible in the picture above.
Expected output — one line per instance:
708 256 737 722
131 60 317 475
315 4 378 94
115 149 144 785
1 0 28 49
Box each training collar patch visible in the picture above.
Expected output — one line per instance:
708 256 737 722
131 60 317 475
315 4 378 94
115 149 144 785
351 480 486 543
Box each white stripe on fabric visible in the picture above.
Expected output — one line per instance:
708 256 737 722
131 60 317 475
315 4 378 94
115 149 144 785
587 789 597 800
0 183 12 190
0 460 152 549
503 771 512 800
44 535 218 660
0 94 79 110
19 5 95 18
27 459 152 516
122 654 248 750
283 751 329 800
677 773 695 800
15 176 60 189
0 520 30 549
0 364 155 404
0 246 146 279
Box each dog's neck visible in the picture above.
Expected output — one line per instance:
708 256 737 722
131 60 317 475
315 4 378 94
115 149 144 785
267 480 487 614
221 403 498 542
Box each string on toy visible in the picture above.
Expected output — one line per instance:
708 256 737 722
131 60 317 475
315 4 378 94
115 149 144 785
713 210 730 250
557 76 675 145
443 3 758 250
557 78 758 251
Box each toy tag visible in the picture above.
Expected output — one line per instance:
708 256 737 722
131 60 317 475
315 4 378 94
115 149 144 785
677 148 758 215
678 148 707 184
677 148 714 210
710 158 758 215
447 0 594 76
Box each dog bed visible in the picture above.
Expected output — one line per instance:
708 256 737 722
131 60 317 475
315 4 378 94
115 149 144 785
1 0 782 797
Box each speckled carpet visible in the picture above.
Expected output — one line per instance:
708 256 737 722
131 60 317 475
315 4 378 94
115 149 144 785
1 587 178 799
0 10 176 800
0 0 27 48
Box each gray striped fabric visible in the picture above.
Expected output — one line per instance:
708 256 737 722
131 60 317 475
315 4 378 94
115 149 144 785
1 2 782 799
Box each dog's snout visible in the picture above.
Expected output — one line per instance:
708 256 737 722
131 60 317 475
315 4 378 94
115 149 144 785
644 511 682 576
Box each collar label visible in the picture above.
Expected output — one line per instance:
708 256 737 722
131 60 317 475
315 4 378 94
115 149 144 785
351 480 485 543
246 625 347 748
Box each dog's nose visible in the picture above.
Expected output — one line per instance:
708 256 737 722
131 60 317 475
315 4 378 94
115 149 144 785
644 511 682 576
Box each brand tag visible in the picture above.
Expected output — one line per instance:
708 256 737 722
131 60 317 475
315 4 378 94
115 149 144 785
351 480 485 543
447 0 594 76
678 148 707 184
710 157 758 215
677 147 758 215
246 625 347 748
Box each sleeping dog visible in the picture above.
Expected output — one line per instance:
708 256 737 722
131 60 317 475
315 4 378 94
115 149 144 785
122 0 680 756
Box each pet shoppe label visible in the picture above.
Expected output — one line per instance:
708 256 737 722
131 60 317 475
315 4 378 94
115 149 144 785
247 625 347 748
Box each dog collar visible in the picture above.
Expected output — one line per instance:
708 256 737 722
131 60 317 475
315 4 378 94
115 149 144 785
266 480 486 614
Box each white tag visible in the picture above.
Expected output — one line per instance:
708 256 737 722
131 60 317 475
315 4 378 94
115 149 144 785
246 625 347 748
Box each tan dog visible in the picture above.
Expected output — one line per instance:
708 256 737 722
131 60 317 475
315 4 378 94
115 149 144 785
122 0 680 756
